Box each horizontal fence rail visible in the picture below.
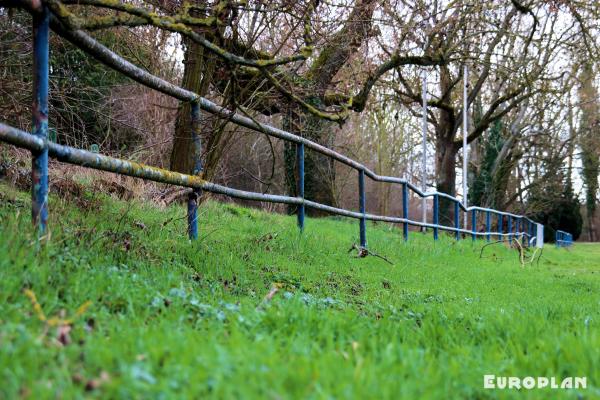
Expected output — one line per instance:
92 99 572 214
0 4 560 250
0 122 539 243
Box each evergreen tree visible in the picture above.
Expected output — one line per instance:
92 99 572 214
469 119 505 207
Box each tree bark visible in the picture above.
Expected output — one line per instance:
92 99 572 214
436 133 459 225
434 65 459 224
283 103 336 216
170 1 219 178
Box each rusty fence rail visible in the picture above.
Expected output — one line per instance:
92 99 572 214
0 6 551 249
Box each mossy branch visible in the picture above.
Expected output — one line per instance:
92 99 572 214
261 69 350 123
43 0 310 68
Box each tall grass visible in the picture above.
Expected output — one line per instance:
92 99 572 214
0 183 598 399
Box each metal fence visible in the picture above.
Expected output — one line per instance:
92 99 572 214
555 230 573 248
0 6 552 249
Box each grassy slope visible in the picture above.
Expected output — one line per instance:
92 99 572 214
0 182 599 399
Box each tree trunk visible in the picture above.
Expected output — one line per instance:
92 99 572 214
434 66 459 225
283 104 336 216
436 134 458 225
170 35 204 174
434 70 459 226
170 1 219 178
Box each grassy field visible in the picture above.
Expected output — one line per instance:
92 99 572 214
0 182 599 399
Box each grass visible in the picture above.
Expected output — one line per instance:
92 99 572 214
0 181 599 399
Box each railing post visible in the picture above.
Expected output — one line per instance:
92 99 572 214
297 142 305 231
187 101 202 240
187 192 198 240
486 211 491 242
508 216 512 243
402 182 408 241
529 221 534 246
433 194 439 240
498 214 503 241
471 209 476 241
518 218 522 244
32 6 50 236
454 201 460 241
358 170 367 248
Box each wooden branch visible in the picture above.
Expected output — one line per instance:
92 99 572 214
459 89 536 146
261 70 350 122
40 0 310 68
307 0 378 92
351 54 448 112
348 243 393 265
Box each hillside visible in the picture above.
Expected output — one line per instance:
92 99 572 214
0 182 599 399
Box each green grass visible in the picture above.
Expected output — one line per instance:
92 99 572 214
0 182 599 399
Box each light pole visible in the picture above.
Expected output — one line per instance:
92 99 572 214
421 70 428 230
462 65 469 228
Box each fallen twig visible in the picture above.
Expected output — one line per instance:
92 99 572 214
256 283 283 310
348 243 393 265
513 237 525 267
479 237 542 268
479 240 505 259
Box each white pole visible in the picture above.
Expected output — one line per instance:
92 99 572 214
421 70 428 229
462 65 468 228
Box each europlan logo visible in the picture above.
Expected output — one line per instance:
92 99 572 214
484 375 587 390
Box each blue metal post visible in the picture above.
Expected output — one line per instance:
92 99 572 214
297 143 305 231
187 101 202 240
433 194 439 240
498 214 503 241
530 221 534 246
454 201 460 241
32 7 50 236
402 182 408 241
508 216 512 243
358 170 366 248
519 218 524 246
516 218 521 243
187 193 198 240
486 211 491 242
471 209 477 241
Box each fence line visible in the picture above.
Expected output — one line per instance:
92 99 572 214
0 6 554 249
555 230 573 248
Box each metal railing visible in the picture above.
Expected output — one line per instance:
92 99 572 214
0 6 551 249
555 230 573 248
